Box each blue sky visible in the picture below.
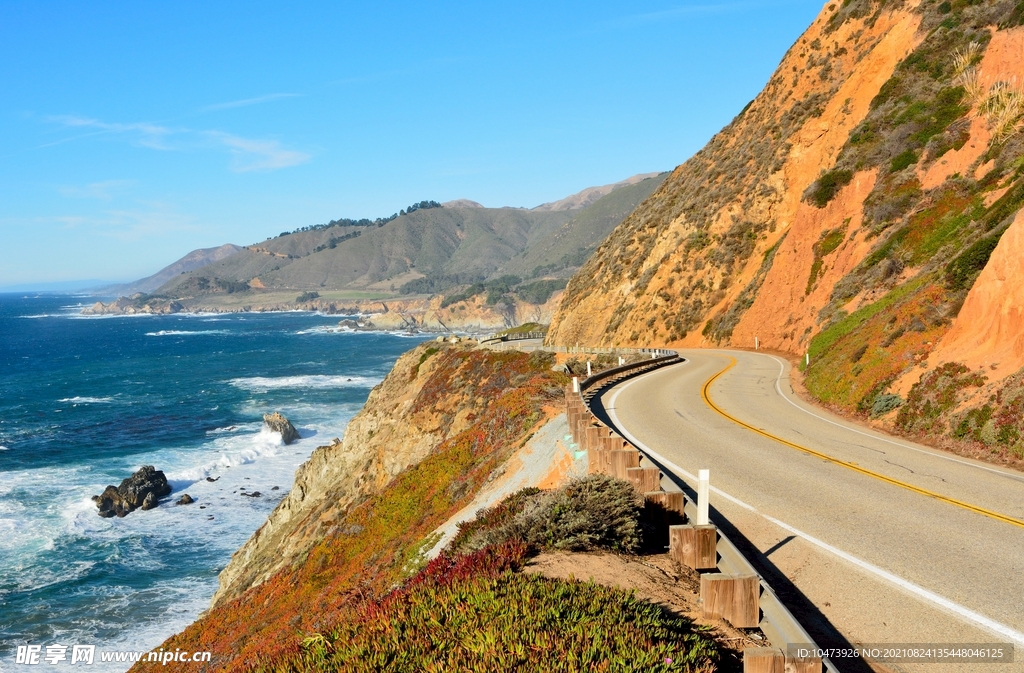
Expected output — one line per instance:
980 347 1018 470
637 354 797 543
0 0 823 287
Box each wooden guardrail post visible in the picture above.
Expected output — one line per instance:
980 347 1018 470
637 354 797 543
608 449 640 479
669 524 717 570
700 573 759 628
783 655 823 673
742 648 784 673
625 467 661 493
644 491 685 516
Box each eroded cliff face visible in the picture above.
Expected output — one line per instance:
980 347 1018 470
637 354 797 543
211 340 549 606
550 0 1024 354
548 0 926 348
550 0 1024 461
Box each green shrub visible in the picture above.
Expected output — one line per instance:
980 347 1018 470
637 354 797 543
871 393 904 416
945 234 1002 290
448 475 644 555
897 362 986 433
983 179 1024 230
515 279 567 305
296 291 320 303
890 149 918 172
297 549 721 673
809 169 854 207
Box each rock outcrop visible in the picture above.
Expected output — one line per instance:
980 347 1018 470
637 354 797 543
210 342 525 607
83 294 184 315
92 466 172 518
263 412 300 445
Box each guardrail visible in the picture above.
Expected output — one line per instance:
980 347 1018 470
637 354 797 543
480 331 547 343
565 352 829 673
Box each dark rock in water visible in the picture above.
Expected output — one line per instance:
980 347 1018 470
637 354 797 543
271 486 280 490
176 493 194 505
92 465 171 518
240 491 262 498
141 492 158 510
263 412 300 445
206 476 219 482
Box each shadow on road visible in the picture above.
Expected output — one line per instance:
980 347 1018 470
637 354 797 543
590 385 880 673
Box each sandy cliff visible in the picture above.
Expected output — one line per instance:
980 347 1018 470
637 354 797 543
549 0 1024 459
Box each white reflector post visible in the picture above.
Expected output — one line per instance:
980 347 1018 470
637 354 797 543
572 376 579 393
697 469 710 525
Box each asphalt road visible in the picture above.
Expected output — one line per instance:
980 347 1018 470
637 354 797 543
595 349 1024 673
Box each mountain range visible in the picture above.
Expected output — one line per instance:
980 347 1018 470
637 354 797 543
96 173 666 311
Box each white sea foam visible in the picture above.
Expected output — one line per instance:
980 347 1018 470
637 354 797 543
295 325 355 335
228 374 381 391
58 396 115 404
68 312 159 319
145 330 230 336
0 445 8 451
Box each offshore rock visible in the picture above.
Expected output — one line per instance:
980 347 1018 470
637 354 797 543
263 412 300 445
92 465 172 518
176 494 195 505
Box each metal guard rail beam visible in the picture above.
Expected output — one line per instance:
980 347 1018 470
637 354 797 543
575 353 831 673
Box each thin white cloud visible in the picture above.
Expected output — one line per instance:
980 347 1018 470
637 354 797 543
209 132 311 172
203 93 300 111
40 205 199 241
48 115 176 150
42 115 309 172
59 179 137 201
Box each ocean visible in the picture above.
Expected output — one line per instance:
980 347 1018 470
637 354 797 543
0 294 429 670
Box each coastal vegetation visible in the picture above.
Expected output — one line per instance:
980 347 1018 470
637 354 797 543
130 343 725 671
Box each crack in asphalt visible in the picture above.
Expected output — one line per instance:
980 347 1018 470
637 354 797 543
882 458 949 483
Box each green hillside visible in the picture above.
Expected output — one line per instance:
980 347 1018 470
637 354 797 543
151 175 665 302
501 173 668 279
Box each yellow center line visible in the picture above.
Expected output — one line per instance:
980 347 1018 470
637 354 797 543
702 357 1024 529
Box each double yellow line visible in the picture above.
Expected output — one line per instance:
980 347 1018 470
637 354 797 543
702 357 1024 529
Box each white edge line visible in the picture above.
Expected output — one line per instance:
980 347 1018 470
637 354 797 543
605 370 1024 648
758 353 1024 484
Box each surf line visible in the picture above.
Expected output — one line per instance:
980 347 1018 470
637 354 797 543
702 357 1024 529
605 370 1024 647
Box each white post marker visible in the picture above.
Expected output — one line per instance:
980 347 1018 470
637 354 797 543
572 376 579 393
586 361 592 376
619 356 625 366
755 336 759 350
697 469 710 525
805 352 810 366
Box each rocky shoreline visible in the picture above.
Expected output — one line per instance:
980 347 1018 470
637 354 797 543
82 291 562 334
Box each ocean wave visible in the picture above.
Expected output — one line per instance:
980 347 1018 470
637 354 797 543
58 396 115 404
145 330 230 337
0 446 8 451
68 312 159 319
228 374 381 391
294 325 355 335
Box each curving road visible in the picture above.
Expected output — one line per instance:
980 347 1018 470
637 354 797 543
594 350 1024 672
